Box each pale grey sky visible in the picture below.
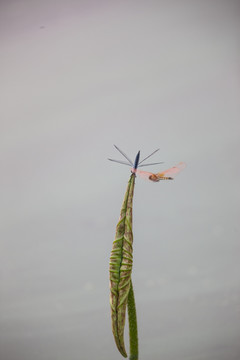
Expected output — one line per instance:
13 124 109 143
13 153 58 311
1 1 240 359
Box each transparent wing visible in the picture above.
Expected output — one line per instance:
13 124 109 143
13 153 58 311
114 145 133 166
134 169 154 180
138 161 164 167
135 162 186 181
156 162 186 177
108 158 132 166
138 148 160 165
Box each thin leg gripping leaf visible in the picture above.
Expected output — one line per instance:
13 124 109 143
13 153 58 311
109 173 135 357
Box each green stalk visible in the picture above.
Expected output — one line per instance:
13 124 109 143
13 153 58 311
128 279 138 360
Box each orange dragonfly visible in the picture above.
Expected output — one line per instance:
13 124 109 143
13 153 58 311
108 145 186 182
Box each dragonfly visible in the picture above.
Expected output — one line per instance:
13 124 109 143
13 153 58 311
108 145 186 182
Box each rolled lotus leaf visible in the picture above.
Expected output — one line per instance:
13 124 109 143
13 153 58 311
109 173 135 357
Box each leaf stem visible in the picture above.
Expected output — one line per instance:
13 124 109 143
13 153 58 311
127 279 138 360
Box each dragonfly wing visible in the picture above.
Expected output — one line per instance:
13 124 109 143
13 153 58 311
157 162 186 177
135 162 185 181
134 169 153 180
138 148 160 165
108 158 132 166
114 145 133 166
138 161 164 167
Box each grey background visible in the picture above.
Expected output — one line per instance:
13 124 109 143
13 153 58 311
1 1 240 359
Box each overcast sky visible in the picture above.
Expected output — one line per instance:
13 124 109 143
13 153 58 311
1 1 240 359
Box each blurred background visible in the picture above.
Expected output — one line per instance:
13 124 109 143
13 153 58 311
1 1 240 359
